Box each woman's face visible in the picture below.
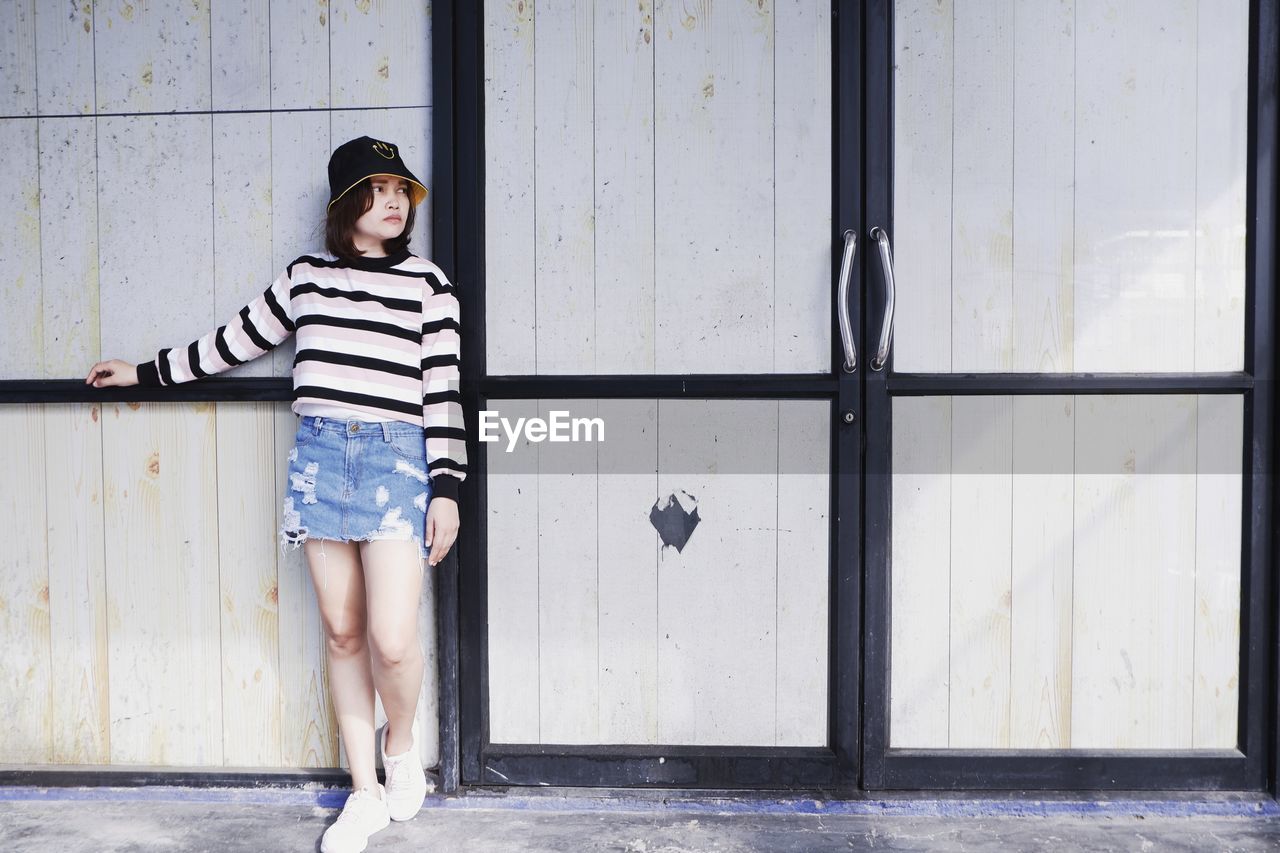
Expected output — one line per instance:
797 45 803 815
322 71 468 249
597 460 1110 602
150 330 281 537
352 175 410 252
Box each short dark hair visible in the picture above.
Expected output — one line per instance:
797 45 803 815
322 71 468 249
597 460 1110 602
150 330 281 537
324 177 416 261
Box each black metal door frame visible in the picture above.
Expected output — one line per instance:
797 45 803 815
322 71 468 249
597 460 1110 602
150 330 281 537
444 0 865 790
859 0 1280 792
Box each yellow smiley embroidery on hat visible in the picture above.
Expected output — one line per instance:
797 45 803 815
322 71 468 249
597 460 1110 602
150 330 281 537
372 141 396 159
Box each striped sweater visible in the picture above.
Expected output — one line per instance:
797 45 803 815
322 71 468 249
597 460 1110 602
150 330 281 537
135 248 467 502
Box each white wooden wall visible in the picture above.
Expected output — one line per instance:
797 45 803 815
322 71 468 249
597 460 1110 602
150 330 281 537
0 2 441 770
482 0 835 747
893 0 1248 374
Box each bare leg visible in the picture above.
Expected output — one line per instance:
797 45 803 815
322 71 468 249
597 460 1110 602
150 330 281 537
360 539 426 756
304 538 379 792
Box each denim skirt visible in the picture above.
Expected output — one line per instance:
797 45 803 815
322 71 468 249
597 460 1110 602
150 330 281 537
278 414 434 567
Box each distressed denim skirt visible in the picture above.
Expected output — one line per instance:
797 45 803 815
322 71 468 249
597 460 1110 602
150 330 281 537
278 414 434 571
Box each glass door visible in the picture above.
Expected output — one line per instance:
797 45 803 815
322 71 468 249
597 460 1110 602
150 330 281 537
862 0 1276 789
454 0 865 788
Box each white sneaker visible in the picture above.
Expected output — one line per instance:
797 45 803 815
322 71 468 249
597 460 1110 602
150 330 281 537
320 783 390 853
380 717 428 821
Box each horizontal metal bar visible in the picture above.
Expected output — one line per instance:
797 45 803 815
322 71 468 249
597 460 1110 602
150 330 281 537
480 374 841 399
887 372 1256 396
0 378 292 405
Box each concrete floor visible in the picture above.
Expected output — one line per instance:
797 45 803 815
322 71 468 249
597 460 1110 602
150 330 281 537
2 787 1279 852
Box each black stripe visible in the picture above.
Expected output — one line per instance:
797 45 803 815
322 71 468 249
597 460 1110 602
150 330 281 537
157 348 175 385
422 317 461 334
187 341 208 379
293 386 420 416
426 455 467 471
289 281 422 314
423 390 463 406
214 325 244 367
295 313 420 344
425 427 467 440
239 305 275 352
294 348 420 379
421 354 461 370
264 285 295 332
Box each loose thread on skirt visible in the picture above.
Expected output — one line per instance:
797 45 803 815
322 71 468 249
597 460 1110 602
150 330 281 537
319 538 329 593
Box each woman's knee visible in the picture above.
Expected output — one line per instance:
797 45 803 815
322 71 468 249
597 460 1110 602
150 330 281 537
324 623 367 657
368 626 420 668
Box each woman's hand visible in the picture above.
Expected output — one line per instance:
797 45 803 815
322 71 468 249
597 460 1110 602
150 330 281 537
425 496 459 567
85 359 139 388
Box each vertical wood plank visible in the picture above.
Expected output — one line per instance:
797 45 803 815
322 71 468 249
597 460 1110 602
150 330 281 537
654 0 773 374
269 110 331 376
274 405 337 767
103 402 222 765
892 0 952 372
951 0 1013 372
596 399 660 743
34 0 95 115
594 0 656 374
93 0 212 113
0 403 52 762
331 0 431 108
889 396 952 747
1192 394 1242 748
0 118 43 379
211 0 271 111
1072 395 1196 748
216 402 282 766
482 0 536 375
38 117 99 379
46 403 109 763
1012 0 1073 373
534 0 595 373
98 115 215 375
0 0 36 115
1074 0 1196 372
212 112 277 379
656 400 778 745
774 0 830 374
948 396 1013 747
775 400 829 746
485 399 541 743
1009 396 1073 748
1194 0 1248 372
270 0 330 109
536 398 601 742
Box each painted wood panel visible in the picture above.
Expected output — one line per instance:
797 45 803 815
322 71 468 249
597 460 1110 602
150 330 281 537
891 0 953 372
98 115 216 375
0 118 42 378
45 403 109 764
775 0 831 374
0 0 36 115
38 117 100 379
594 1 656 374
331 0 431 108
102 402 224 765
216 402 283 766
93 0 212 114
482 0 536 377
889 396 952 748
891 394 1239 749
270 0 330 109
211 0 271 111
893 0 1248 374
0 404 52 762
534 0 596 374
486 399 542 744
34 0 95 115
654 2 773 374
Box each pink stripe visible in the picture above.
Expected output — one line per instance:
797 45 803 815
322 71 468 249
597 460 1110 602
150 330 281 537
298 323 419 354
302 361 420 394
294 292 419 324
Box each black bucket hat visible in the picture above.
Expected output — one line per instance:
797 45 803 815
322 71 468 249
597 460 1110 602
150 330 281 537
327 135 428 211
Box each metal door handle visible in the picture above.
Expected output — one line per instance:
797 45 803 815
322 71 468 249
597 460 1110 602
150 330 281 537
868 226 895 371
837 229 857 373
